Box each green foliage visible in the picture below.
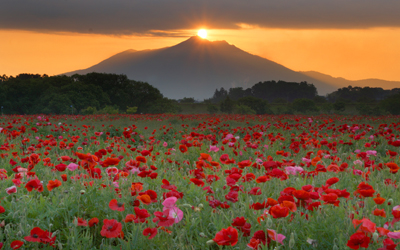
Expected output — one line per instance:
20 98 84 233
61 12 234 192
97 105 119 114
274 105 294 115
0 73 169 114
81 106 97 115
333 100 346 112
146 98 180 114
208 81 318 103
235 104 256 114
219 96 234 114
380 92 400 115
179 97 196 103
211 87 228 103
291 98 319 113
327 85 399 103
272 98 288 104
126 106 138 114
206 104 219 114
237 96 273 114
321 103 334 114
356 103 382 116
313 95 327 103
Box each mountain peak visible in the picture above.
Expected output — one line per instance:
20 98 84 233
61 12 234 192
177 36 229 47
62 36 339 99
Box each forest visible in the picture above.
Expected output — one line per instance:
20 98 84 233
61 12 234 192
1 73 400 115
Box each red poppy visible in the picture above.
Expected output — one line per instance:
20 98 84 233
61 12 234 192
307 201 321 211
143 227 158 239
281 200 297 212
136 156 147 163
373 194 386 205
293 190 310 200
238 160 252 169
75 217 88 226
225 191 239 203
0 206 5 213
249 201 269 210
61 174 68 182
232 217 252 237
100 219 122 238
153 210 175 227
326 177 339 186
386 163 399 174
320 193 340 206
179 145 188 153
248 187 262 195
137 194 152 205
47 179 62 191
190 178 205 187
380 238 398 250
133 207 151 223
347 232 370 249
24 227 56 245
109 199 125 211
269 205 289 218
10 240 24 249
55 163 67 172
25 179 44 192
141 189 158 203
247 230 267 249
213 226 239 246
372 208 386 218
355 182 375 198
102 157 120 168
88 217 99 227
256 175 270 183
353 218 376 234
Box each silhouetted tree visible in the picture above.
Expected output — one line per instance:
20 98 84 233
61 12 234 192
220 96 234 114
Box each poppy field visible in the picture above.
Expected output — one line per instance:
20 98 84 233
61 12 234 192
0 114 400 249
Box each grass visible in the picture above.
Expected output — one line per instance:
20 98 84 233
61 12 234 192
0 114 399 249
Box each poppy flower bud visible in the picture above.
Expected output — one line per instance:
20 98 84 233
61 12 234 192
206 240 215 245
388 198 393 205
58 242 63 250
373 232 379 242
80 190 86 195
52 230 58 238
198 203 203 208
199 232 206 238
289 232 295 249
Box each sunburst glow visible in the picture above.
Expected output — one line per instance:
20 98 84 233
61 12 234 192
197 29 207 39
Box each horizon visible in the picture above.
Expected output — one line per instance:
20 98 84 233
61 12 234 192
1 1 400 84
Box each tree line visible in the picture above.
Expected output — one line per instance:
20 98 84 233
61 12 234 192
0 73 179 114
204 81 400 115
1 73 400 115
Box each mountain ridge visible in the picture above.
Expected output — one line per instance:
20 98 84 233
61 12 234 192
62 36 398 99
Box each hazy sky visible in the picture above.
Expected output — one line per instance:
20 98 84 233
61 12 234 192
1 0 400 81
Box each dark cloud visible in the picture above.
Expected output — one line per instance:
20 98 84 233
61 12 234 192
1 0 400 35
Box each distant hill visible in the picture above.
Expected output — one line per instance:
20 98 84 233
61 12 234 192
301 71 400 90
63 36 342 100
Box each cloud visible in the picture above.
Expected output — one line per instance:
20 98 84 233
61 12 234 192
1 0 400 36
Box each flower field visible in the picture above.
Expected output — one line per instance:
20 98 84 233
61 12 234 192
0 114 400 249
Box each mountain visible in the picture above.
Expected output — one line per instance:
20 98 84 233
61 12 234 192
301 71 400 90
61 36 340 100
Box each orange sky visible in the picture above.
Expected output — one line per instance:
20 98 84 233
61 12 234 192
1 27 400 81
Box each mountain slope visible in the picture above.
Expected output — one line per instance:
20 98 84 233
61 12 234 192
301 71 400 90
63 36 338 99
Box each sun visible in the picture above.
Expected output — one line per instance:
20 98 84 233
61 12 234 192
197 29 207 39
